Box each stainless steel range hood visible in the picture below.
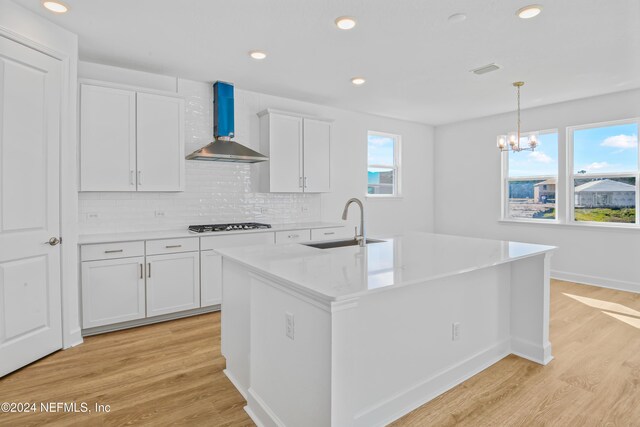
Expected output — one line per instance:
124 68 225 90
186 81 268 163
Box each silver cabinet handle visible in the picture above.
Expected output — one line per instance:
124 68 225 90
324 232 335 235
140 263 143 279
130 170 134 186
138 171 142 185
288 234 300 239
148 263 151 278
46 237 61 246
299 177 303 188
165 244 182 249
304 177 308 188
104 249 123 254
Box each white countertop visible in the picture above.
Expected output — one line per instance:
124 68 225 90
78 222 343 244
217 232 556 302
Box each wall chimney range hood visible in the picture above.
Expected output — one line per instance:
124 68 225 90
186 81 268 163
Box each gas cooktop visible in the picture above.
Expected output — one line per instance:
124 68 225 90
188 222 272 233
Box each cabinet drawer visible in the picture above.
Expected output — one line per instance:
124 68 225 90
146 237 199 255
275 229 311 244
310 227 348 241
201 232 274 250
81 241 144 261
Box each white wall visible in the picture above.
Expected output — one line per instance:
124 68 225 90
78 62 435 236
434 89 640 292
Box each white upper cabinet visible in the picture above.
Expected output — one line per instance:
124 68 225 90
302 118 331 193
79 82 185 192
136 93 185 192
258 110 331 193
80 85 136 191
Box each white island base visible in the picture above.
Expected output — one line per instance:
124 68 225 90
218 233 555 427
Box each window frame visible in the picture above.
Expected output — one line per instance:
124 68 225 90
367 130 402 198
500 129 559 223
566 118 640 227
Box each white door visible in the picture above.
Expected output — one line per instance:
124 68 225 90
269 114 303 192
80 84 136 191
136 93 185 192
302 118 331 193
0 36 63 377
201 250 222 307
146 252 200 317
81 257 146 329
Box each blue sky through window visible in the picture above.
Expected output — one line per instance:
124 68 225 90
573 123 638 174
368 134 395 167
508 132 559 177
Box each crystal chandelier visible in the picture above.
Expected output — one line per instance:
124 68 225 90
497 82 537 152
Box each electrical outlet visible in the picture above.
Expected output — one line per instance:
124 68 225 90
285 312 295 340
452 322 461 341
155 210 166 217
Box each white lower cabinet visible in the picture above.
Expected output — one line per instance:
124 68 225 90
200 250 222 307
81 256 146 328
146 251 200 317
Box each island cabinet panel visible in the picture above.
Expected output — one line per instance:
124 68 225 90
248 275 332 427
146 251 200 317
81 256 146 328
200 250 222 307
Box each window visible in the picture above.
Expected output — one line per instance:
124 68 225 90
367 131 400 196
569 120 639 224
502 131 559 220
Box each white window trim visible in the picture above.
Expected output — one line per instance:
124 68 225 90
367 131 402 198
501 129 559 222
566 117 640 227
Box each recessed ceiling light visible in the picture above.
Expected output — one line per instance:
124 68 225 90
351 77 366 86
42 1 68 13
335 16 357 30
249 50 267 60
516 5 542 19
448 13 467 23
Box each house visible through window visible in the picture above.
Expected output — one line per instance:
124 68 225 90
570 121 638 224
504 131 559 220
368 132 400 196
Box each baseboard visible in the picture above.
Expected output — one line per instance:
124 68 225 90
223 368 247 400
353 339 511 427
81 305 220 336
552 270 639 294
246 387 285 427
511 337 553 365
63 327 83 349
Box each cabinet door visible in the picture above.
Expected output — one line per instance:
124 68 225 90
80 84 136 191
269 114 303 192
302 118 331 192
136 93 185 192
147 252 200 317
81 257 145 328
201 250 222 307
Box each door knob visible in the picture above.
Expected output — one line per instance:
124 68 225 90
46 237 61 246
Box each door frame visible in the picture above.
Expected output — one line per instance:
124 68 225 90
0 2 82 349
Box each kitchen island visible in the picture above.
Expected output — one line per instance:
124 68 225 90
217 232 555 427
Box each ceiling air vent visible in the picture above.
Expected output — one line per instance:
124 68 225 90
470 63 501 75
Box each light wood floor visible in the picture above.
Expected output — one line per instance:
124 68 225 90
1 279 639 426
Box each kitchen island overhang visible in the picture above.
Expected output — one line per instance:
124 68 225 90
217 233 556 427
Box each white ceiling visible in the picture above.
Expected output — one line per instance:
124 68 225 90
17 0 640 125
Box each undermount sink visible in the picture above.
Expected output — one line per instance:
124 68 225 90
303 238 386 249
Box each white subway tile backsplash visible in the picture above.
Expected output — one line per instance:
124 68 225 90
78 78 320 234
